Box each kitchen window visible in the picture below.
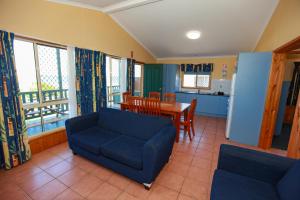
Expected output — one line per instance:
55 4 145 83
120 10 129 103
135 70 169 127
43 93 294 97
182 73 211 89
14 39 69 137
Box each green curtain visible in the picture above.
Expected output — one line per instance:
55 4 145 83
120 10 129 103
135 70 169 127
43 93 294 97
126 58 135 96
75 47 106 115
0 30 31 170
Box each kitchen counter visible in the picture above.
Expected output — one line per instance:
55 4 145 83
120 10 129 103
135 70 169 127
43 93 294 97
175 91 230 97
175 91 229 117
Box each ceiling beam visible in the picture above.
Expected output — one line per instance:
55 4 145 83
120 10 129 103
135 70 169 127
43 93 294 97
102 0 162 14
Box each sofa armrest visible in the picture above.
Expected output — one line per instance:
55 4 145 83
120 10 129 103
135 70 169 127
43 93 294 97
217 144 296 184
142 125 176 183
65 112 99 137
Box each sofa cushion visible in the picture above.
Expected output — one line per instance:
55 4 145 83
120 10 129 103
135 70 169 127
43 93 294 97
97 108 171 141
211 169 279 200
277 160 300 200
71 126 120 155
101 135 144 170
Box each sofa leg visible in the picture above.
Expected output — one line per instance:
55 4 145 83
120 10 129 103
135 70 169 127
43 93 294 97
143 183 152 190
72 151 77 155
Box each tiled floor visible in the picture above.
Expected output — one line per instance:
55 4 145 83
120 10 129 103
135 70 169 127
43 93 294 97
0 116 286 200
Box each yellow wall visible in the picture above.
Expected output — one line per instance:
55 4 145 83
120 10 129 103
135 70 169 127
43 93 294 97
0 0 155 63
157 56 237 80
255 0 300 51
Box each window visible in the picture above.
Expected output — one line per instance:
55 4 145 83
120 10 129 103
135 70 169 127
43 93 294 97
134 63 143 96
182 73 211 89
106 56 121 108
14 39 69 137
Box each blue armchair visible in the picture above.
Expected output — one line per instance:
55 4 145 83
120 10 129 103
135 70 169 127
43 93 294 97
211 144 300 200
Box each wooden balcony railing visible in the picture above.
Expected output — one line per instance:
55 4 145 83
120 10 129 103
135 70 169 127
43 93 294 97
20 89 69 120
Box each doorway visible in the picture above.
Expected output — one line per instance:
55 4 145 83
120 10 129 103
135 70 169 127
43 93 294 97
259 36 300 158
272 61 300 150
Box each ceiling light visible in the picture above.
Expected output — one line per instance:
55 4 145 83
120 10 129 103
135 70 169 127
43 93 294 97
186 30 201 40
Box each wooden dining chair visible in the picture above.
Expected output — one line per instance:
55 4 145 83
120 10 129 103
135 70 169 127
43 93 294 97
149 92 161 100
128 96 144 114
180 98 197 141
145 98 161 116
122 91 131 103
164 93 176 103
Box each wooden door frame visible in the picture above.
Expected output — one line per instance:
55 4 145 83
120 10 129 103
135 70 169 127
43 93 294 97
259 36 300 155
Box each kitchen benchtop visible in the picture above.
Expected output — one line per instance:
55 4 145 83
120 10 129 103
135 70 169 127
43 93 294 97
175 91 229 97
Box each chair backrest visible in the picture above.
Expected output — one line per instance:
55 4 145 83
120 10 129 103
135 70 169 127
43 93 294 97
149 91 161 100
187 98 197 122
164 93 176 103
122 91 131 103
145 98 161 116
128 96 144 113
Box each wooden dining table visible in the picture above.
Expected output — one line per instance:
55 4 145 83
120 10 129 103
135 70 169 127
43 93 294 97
120 101 191 143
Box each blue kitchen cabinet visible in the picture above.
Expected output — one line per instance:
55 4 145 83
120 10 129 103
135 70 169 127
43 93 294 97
176 92 228 117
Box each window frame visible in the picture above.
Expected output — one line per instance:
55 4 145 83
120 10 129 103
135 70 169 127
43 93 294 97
14 37 69 135
134 62 144 97
181 72 212 90
106 56 122 108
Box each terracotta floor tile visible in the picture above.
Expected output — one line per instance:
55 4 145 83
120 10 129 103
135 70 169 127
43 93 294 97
166 161 190 177
91 165 113 181
76 158 99 172
57 167 87 187
172 153 194 165
34 156 63 170
71 174 103 197
0 182 23 195
148 185 179 200
108 173 132 190
191 158 212 169
55 189 84 200
156 171 184 192
65 155 86 166
117 192 140 200
18 171 54 193
30 179 67 200
181 178 208 200
87 182 122 200
187 166 211 184
125 182 152 199
0 187 31 200
177 194 195 200
194 150 213 160
46 160 75 177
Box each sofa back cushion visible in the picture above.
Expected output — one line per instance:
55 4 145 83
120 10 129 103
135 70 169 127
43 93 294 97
277 160 300 200
97 108 172 141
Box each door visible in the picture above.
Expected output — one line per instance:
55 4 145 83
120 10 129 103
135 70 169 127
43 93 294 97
287 92 300 158
143 64 163 97
259 53 287 149
229 52 272 146
162 64 179 94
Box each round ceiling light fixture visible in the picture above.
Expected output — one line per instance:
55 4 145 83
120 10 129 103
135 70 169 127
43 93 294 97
186 30 201 40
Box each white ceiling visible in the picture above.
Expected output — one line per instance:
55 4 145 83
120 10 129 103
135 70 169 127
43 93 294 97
50 0 279 59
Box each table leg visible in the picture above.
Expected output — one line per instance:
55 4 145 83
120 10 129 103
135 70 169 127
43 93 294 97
175 112 181 142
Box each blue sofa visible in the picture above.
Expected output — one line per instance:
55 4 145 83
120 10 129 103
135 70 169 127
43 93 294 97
65 108 176 189
211 144 300 200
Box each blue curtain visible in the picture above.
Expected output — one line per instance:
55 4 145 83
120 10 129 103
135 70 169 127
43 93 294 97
0 30 31 169
126 58 135 96
75 48 106 115
181 63 214 73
